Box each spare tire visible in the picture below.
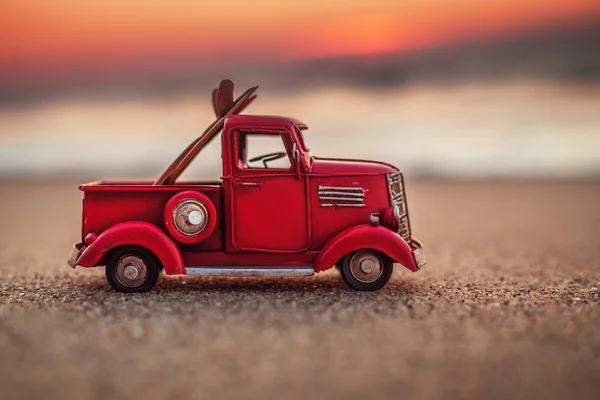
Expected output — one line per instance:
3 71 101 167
164 191 217 244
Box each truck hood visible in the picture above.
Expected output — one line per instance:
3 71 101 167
310 157 398 176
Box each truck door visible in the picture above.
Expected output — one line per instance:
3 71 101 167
230 130 308 252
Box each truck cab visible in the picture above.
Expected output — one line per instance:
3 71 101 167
68 80 425 292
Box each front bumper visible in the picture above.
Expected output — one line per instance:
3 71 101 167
408 237 427 270
67 242 85 269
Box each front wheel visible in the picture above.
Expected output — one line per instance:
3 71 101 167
106 246 160 293
340 249 393 291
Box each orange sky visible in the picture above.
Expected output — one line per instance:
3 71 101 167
2 0 600 74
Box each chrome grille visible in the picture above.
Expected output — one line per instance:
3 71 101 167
387 172 411 241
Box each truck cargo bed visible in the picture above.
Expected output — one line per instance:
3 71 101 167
80 181 223 251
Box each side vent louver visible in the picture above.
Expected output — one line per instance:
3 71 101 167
318 185 366 208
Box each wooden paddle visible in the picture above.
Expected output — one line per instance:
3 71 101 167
154 80 258 185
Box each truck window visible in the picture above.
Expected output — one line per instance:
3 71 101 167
237 133 292 170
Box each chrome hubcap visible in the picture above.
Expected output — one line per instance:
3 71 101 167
349 250 383 283
173 200 207 236
360 259 376 274
123 265 139 280
115 255 148 288
187 210 203 226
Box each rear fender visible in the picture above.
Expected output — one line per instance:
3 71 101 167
76 221 184 275
314 224 417 273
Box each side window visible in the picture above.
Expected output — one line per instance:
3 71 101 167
238 133 292 169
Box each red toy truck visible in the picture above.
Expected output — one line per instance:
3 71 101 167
68 80 426 292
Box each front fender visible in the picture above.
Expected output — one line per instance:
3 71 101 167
314 224 418 273
76 222 184 275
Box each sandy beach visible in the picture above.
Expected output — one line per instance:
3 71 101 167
1 180 599 399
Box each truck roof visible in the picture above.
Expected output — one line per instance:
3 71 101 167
225 114 307 131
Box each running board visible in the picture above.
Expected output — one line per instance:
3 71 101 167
184 267 314 277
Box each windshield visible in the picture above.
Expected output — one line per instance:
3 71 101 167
292 125 312 170
295 126 310 152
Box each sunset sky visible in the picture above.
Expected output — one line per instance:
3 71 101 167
2 0 600 81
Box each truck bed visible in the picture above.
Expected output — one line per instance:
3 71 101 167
80 180 223 191
80 181 223 251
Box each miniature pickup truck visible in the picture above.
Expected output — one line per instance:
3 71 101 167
68 80 425 292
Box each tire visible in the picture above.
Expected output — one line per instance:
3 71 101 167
105 246 160 293
340 249 393 291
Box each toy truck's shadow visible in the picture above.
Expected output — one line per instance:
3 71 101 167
149 275 420 296
157 275 346 292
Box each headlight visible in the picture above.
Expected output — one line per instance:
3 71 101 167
380 206 400 232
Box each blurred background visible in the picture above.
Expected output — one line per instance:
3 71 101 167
2 4 600 399
1 0 599 181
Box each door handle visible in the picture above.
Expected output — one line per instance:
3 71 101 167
232 178 262 188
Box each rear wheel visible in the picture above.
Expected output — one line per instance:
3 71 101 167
340 249 393 291
106 246 160 293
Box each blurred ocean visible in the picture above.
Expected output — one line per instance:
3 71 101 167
0 81 598 180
